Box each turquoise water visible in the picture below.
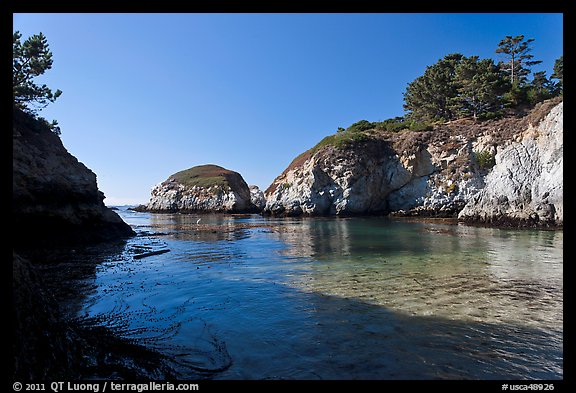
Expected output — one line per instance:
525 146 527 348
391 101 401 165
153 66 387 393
79 208 563 379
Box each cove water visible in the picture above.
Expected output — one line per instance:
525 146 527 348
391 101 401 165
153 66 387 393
78 207 563 379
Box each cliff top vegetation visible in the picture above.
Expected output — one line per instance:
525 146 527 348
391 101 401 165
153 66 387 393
308 35 562 154
168 164 248 191
13 31 62 135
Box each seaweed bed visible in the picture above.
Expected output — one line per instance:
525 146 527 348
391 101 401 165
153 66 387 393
12 239 229 380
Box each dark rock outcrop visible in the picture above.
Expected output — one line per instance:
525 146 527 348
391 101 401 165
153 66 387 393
12 252 78 379
12 109 135 247
12 251 187 380
143 164 260 213
12 109 138 378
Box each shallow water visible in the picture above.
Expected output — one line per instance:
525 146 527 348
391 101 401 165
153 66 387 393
77 208 563 379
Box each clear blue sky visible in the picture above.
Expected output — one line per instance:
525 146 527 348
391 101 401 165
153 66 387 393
13 13 563 205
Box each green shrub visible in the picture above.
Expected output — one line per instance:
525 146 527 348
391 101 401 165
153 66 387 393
171 165 238 189
445 182 458 194
478 110 504 121
309 128 372 155
474 150 496 170
373 116 407 132
502 83 529 108
346 120 374 133
406 120 433 132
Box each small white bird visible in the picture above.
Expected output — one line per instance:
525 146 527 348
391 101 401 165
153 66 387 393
196 218 202 224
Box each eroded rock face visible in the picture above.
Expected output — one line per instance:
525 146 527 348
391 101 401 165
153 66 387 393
249 185 266 211
263 100 563 226
12 109 135 247
264 131 481 217
458 102 563 227
265 140 441 216
145 164 259 213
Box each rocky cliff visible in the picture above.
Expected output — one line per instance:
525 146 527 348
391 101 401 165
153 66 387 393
263 99 563 227
12 109 135 246
249 185 266 211
458 102 563 227
13 109 139 379
144 164 260 213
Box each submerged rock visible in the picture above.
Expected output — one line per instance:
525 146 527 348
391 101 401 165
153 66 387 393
144 164 260 213
12 251 195 380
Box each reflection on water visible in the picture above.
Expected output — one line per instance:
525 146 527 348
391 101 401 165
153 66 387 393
147 213 256 242
272 218 562 330
78 208 562 379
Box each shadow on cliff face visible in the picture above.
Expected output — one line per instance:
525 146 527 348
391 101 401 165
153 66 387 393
12 108 150 379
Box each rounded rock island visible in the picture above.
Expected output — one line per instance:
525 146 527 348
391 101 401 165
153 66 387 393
143 164 262 213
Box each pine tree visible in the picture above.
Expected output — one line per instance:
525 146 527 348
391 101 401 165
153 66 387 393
526 71 558 104
13 31 62 114
551 55 563 92
495 35 542 86
403 53 464 122
454 56 509 121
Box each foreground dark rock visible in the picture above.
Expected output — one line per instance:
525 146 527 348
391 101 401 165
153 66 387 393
12 109 135 247
12 252 182 380
12 109 165 379
142 164 261 213
12 252 76 379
